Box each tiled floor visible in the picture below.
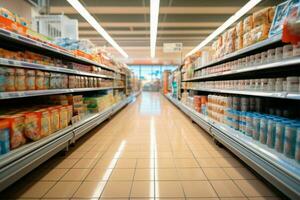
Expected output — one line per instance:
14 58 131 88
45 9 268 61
0 92 282 200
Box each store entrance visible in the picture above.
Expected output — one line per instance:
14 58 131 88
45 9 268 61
128 65 176 92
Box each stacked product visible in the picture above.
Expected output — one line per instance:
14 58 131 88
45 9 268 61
192 43 299 79
189 76 300 93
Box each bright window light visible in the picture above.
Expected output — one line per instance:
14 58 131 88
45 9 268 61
150 0 160 58
66 0 129 58
186 0 262 57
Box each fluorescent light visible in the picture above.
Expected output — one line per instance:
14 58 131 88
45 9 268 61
66 0 128 58
150 0 160 58
185 0 262 57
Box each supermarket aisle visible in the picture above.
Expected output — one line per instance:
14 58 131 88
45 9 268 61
0 92 280 199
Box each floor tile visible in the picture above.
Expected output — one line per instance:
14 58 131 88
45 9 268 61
181 181 218 198
235 180 277 197
130 181 155 198
54 158 79 168
72 158 97 168
211 180 244 197
174 159 200 168
17 181 55 198
156 169 179 180
72 181 106 198
223 167 256 180
177 168 207 180
40 169 68 181
202 168 230 180
197 158 220 167
136 159 154 168
61 168 90 181
109 169 135 181
134 169 155 180
44 181 81 198
215 158 243 168
115 158 137 168
155 181 185 198
156 158 176 168
101 181 132 198
85 168 113 181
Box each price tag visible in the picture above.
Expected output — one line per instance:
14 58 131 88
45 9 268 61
0 59 9 65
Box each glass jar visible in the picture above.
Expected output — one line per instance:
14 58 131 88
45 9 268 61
35 70 44 90
15 68 26 91
26 70 36 90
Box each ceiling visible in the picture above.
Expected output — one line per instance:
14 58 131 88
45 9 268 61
48 0 282 64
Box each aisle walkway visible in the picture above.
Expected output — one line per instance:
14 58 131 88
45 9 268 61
1 92 280 199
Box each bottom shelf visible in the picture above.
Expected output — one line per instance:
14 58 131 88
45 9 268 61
165 94 300 200
0 94 135 191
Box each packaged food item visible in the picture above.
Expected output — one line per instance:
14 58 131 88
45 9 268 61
293 42 300 56
44 72 50 89
25 70 35 90
243 32 253 47
243 15 253 33
284 123 297 158
236 21 244 36
251 24 270 43
253 7 271 27
35 70 44 90
58 106 68 129
50 73 57 89
235 36 243 51
4 67 15 91
0 119 10 155
0 8 16 22
35 109 50 137
24 112 41 141
283 44 294 58
296 127 300 163
269 7 276 24
287 76 299 92
275 47 283 60
267 49 276 61
0 67 6 92
68 75 76 88
269 0 291 37
0 114 26 149
48 107 60 133
15 68 26 91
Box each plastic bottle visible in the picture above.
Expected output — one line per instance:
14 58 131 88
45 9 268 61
252 114 261 140
259 117 268 144
284 123 298 159
266 118 276 148
295 128 300 163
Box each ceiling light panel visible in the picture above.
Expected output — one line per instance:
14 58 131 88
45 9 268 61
66 0 129 58
150 0 160 58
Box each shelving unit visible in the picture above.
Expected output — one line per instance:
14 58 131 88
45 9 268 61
183 57 300 82
0 25 134 192
0 94 135 191
165 94 300 199
185 88 300 100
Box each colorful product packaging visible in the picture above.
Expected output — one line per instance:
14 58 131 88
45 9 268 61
0 119 10 155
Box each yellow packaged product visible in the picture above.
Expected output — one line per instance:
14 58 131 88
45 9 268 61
15 68 26 91
243 32 253 47
35 109 50 137
59 106 68 129
243 15 253 33
225 39 235 54
236 21 244 36
251 24 270 43
48 107 60 133
268 7 275 24
24 112 41 141
253 7 270 27
235 36 243 51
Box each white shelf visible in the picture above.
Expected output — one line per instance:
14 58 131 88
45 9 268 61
0 95 133 191
0 58 114 79
0 28 115 72
165 94 300 199
194 34 282 71
0 87 115 99
186 88 300 100
184 57 300 82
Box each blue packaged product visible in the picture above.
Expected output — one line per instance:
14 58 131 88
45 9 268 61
295 127 300 163
284 123 299 159
275 120 290 153
252 115 261 140
259 117 268 144
245 113 253 137
0 120 10 155
266 118 277 148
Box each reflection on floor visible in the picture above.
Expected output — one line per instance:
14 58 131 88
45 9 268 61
0 92 282 199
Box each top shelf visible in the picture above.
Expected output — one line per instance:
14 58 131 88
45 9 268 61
194 34 282 71
0 28 116 72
